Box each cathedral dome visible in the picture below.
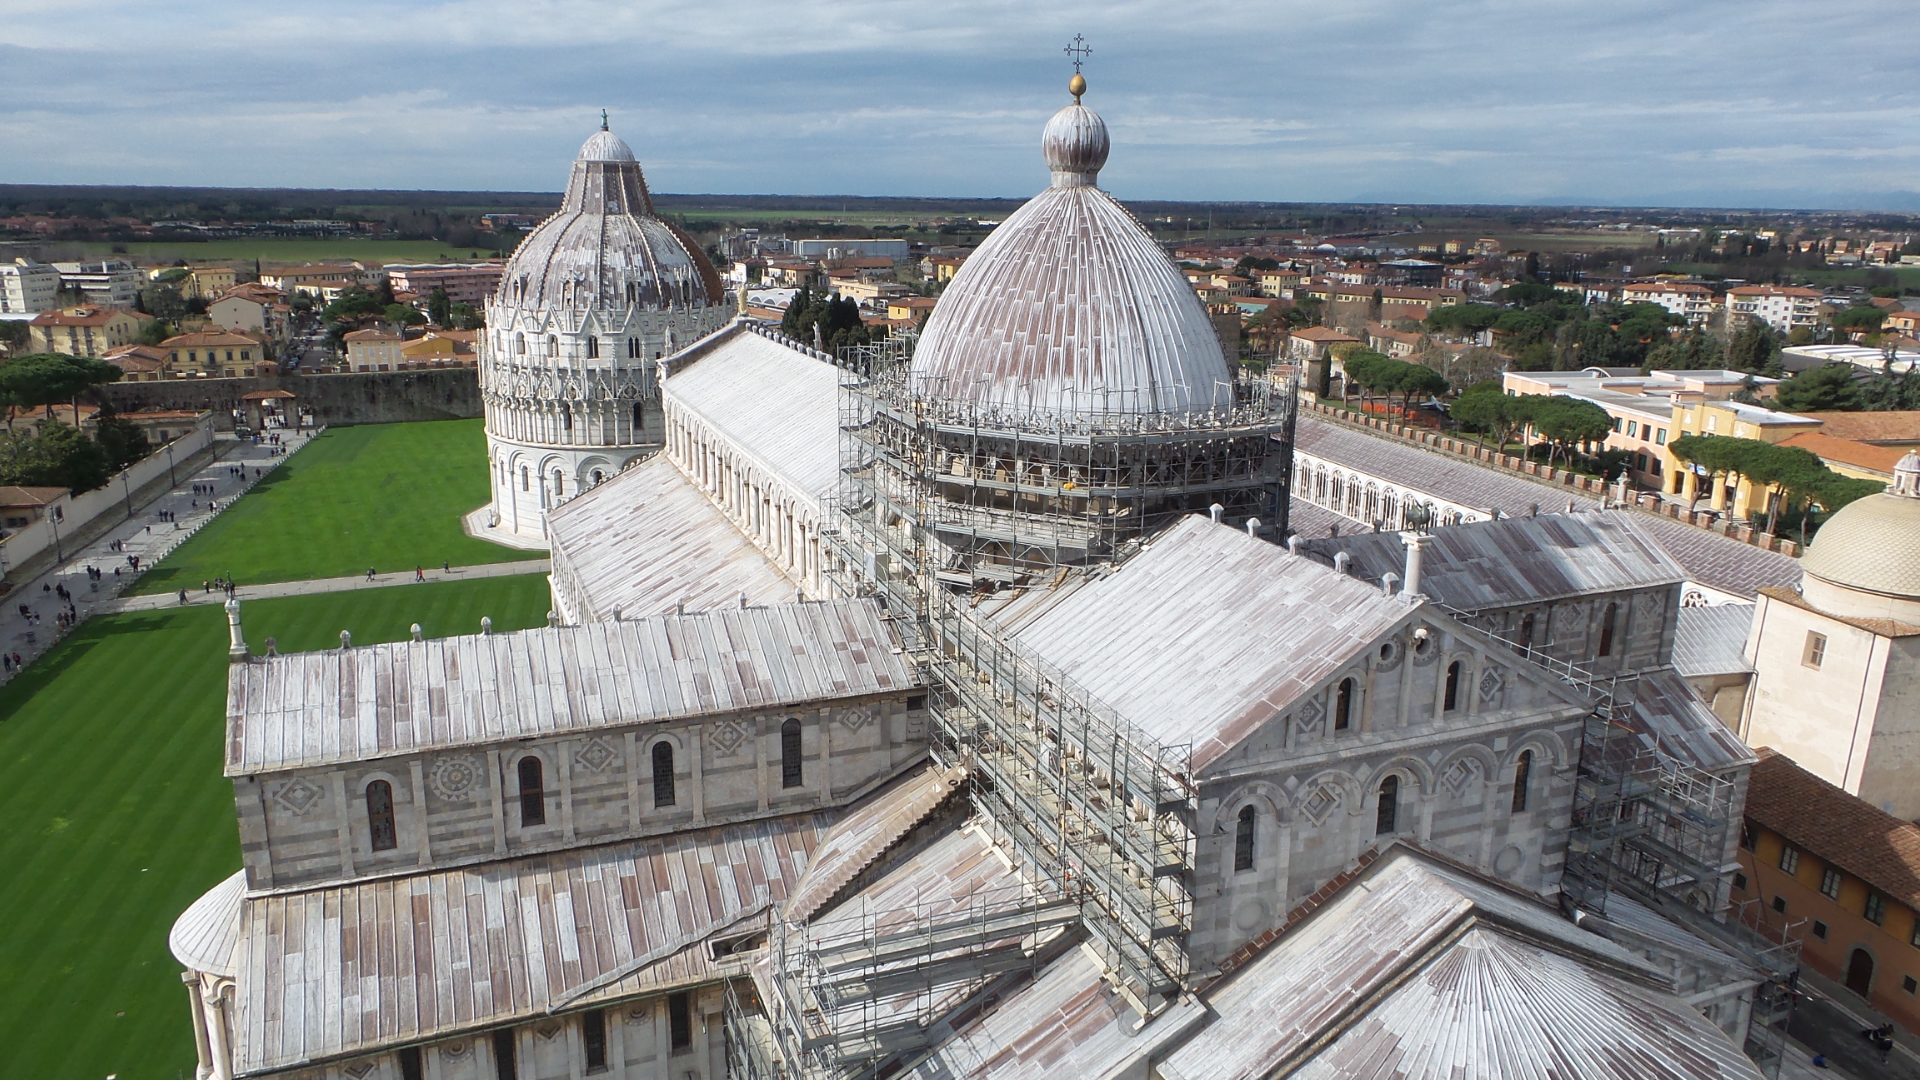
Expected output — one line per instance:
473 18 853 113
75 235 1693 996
493 124 723 315
908 81 1232 419
1802 453 1920 598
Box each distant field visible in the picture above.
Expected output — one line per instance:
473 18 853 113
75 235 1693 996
77 238 501 265
0 575 554 1080
132 420 521 594
1662 262 1920 290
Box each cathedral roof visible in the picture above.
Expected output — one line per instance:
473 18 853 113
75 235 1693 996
491 125 724 316
908 82 1233 419
1799 453 1920 598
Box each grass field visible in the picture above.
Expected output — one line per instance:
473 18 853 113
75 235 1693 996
78 239 503 265
133 420 523 595
0 574 554 1080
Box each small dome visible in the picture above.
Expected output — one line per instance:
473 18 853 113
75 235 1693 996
1043 104 1109 187
1800 486 1920 599
577 128 637 163
909 93 1229 419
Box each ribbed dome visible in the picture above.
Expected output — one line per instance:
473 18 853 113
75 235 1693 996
908 97 1231 419
1801 478 1920 599
493 126 722 314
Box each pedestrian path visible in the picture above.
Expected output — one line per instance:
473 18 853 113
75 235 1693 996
0 428 319 682
105 558 552 613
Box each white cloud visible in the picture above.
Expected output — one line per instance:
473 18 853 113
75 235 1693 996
1 0 1916 207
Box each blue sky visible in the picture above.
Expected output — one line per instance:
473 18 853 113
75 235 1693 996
2 0 1916 209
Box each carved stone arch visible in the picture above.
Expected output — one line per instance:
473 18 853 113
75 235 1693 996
355 767 409 802
1503 728 1573 770
1366 755 1438 798
1293 767 1364 817
1206 781 1288 833
645 729 689 756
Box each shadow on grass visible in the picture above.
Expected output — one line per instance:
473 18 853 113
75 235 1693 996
0 612 206 726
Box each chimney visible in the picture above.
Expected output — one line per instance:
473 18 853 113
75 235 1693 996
1381 571 1400 596
1209 503 1225 524
1400 531 1432 600
409 623 423 642
339 629 352 649
225 598 248 661
1245 517 1261 537
1287 535 1303 555
481 616 493 636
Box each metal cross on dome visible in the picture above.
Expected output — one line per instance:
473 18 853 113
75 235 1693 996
1063 34 1091 74
600 109 609 131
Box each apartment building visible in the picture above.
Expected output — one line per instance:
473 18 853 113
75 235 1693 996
0 258 61 314
1726 285 1823 335
1621 281 1719 326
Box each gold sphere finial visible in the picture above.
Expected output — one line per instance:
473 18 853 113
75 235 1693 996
1069 72 1086 103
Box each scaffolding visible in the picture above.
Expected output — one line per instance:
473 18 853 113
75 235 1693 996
746 879 1079 1080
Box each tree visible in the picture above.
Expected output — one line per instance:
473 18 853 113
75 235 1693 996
1776 364 1862 412
0 419 112 492
449 303 485 331
138 282 188 323
1450 382 1514 446
0 353 123 428
427 287 452 327
385 303 426 328
91 400 150 470
1832 305 1886 334
1526 396 1612 467
135 318 172 347
1725 322 1780 375
0 320 30 354
1424 303 1500 337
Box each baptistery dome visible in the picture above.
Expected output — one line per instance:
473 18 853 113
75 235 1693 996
909 82 1231 418
495 127 723 315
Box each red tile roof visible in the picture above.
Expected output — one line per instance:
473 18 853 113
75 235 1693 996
1746 747 1920 908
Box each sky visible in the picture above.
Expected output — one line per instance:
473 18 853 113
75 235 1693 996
2 0 1917 210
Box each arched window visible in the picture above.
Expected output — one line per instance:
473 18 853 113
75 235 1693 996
1233 805 1256 872
546 335 558 357
561 404 572 431
1598 602 1618 658
366 780 397 852
780 719 803 788
653 741 676 808
1512 750 1533 813
633 403 644 430
1444 661 1462 712
1334 678 1354 731
514 332 526 355
552 469 564 497
518 756 546 826
521 465 530 492
1376 775 1399 836
586 337 599 359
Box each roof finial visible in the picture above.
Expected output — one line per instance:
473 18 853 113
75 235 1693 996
1064 34 1091 103
600 108 609 131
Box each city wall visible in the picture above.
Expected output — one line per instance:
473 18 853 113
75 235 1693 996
99 368 481 430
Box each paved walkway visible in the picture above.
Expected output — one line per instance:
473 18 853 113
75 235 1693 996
0 428 318 682
104 558 552 613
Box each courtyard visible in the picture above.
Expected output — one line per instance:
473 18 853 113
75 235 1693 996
131 420 524 595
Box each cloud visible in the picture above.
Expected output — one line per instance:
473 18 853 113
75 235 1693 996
1 0 1917 208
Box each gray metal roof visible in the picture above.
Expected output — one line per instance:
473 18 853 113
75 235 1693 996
1673 604 1756 678
547 453 798 621
1009 514 1416 771
1310 511 1685 610
1159 846 1761 1080
225 599 916 775
782 762 965 924
169 869 245 978
492 127 722 316
663 324 844 503
909 102 1231 419
1626 667 1755 773
228 810 831 1075
1294 416 1801 599
906 946 1208 1080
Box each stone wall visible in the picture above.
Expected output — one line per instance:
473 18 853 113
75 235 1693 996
99 368 481 430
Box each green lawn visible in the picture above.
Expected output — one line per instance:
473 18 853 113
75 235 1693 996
78 239 501 265
134 420 523 595
0 574 554 1080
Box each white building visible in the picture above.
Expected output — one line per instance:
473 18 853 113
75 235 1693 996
49 259 142 308
1726 285 1822 335
1742 452 1920 818
476 123 732 543
1620 281 1719 326
789 238 909 259
0 257 61 314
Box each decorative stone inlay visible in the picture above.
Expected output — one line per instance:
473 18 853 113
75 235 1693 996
344 1063 376 1079
709 718 752 757
536 1021 563 1041
272 777 324 816
1478 667 1505 705
839 707 874 733
1292 710 1321 737
441 1040 472 1061
575 738 618 773
1300 785 1341 826
428 756 482 801
1443 758 1481 797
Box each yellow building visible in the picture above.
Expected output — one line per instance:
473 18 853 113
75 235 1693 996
162 330 272 377
183 265 237 300
29 306 155 357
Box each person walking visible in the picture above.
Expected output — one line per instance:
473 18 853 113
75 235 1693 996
179 590 188 605
415 566 425 583
367 566 377 581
